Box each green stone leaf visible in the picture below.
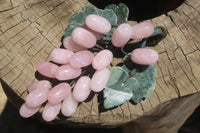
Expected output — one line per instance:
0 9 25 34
68 5 97 25
63 23 80 37
104 66 140 109
103 87 133 109
82 5 97 15
68 12 86 24
104 60 157 109
96 9 117 25
105 66 129 90
131 65 157 103
105 3 129 24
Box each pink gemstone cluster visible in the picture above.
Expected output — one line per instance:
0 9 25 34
19 14 159 121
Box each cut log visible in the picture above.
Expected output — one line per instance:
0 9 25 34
0 0 200 131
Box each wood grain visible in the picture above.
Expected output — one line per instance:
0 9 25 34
0 0 199 130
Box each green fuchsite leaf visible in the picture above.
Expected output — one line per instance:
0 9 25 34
69 5 97 25
131 65 157 103
105 3 129 24
103 61 157 109
104 66 133 109
82 5 98 15
103 87 133 109
68 12 86 24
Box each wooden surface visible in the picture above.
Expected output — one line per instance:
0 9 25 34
0 0 200 129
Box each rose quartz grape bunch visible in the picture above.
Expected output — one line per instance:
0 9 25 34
19 14 158 121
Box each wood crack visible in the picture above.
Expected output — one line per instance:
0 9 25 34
174 47 199 92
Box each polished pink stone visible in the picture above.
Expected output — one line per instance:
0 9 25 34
54 65 81 81
50 48 74 64
111 23 133 47
90 68 110 92
42 102 61 122
131 48 159 65
28 80 51 93
63 36 86 52
25 87 49 108
48 83 71 105
85 14 111 33
82 25 103 40
92 49 113 70
71 27 96 48
37 61 59 78
61 94 78 117
131 21 154 40
19 103 40 118
69 50 94 68
73 76 91 102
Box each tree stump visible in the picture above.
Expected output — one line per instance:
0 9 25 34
0 0 200 132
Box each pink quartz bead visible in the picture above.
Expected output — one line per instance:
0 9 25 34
73 76 91 102
25 87 49 108
82 25 103 40
37 61 58 78
131 48 159 65
71 27 96 48
111 23 133 47
131 21 154 40
85 14 111 34
19 103 40 118
28 80 51 93
90 68 110 92
69 50 94 68
42 102 61 122
63 36 86 52
50 48 74 64
92 49 113 70
47 83 71 105
61 94 78 117
54 65 81 81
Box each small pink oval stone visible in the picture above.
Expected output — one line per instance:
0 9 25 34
82 25 103 40
85 14 111 34
63 36 86 52
72 27 96 48
48 83 71 105
28 80 51 93
111 23 133 47
131 48 159 65
42 102 61 122
90 68 110 92
61 94 78 117
92 49 113 70
54 65 81 81
25 87 49 108
19 103 40 118
50 48 74 64
69 50 94 68
37 61 59 78
73 76 91 102
131 21 154 40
